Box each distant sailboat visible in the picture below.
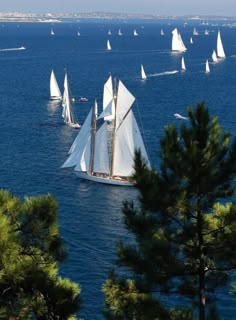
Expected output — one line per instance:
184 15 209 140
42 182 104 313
62 72 80 128
172 28 187 52
50 70 62 100
141 64 147 80
118 29 122 36
160 29 165 35
205 59 210 73
62 76 150 186
51 27 55 36
193 27 199 35
77 31 80 36
108 29 112 35
181 57 186 71
174 113 188 120
107 39 112 50
190 37 193 44
212 50 218 63
217 30 226 58
205 29 209 35
134 29 138 36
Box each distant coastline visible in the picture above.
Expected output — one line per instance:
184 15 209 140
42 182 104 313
0 11 236 23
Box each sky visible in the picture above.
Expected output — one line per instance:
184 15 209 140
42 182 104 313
1 0 236 16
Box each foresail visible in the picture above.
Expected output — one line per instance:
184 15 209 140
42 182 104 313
103 75 115 121
115 80 135 130
113 110 150 177
93 122 110 174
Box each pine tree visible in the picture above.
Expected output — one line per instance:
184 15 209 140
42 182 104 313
0 190 80 319
103 102 236 320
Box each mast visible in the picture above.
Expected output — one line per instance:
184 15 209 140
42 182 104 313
89 100 97 174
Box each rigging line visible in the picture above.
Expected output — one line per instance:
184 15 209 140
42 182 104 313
135 99 151 163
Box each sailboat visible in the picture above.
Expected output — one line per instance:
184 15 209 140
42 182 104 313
50 70 62 100
212 50 218 63
172 28 187 52
217 30 226 58
77 31 80 36
181 57 186 71
134 29 138 36
51 27 55 36
160 29 165 35
61 76 150 186
193 27 199 35
107 39 112 51
118 29 122 36
62 72 80 128
190 37 193 44
205 59 210 73
108 29 112 35
205 29 209 35
141 64 147 80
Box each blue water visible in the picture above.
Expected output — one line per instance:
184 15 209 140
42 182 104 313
0 20 236 319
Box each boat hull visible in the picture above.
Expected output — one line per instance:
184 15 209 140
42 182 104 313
75 172 134 186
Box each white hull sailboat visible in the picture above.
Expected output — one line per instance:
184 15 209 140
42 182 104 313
62 72 80 128
181 57 186 71
141 64 147 80
107 39 112 51
160 29 165 35
172 28 187 52
205 59 210 73
190 37 193 44
51 27 55 36
108 29 112 35
62 76 150 186
193 27 199 35
50 70 62 100
217 30 226 59
118 29 122 36
134 29 138 36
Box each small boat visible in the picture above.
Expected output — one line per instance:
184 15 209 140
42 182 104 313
62 75 150 186
107 39 112 51
62 71 80 128
118 29 122 36
190 37 193 44
193 27 199 35
160 29 165 35
79 97 89 102
174 113 188 120
217 30 226 58
181 56 186 71
133 29 138 36
50 70 62 100
108 29 112 35
141 64 147 80
205 59 210 73
77 31 80 36
51 27 55 36
212 49 218 63
172 28 187 52
205 29 209 35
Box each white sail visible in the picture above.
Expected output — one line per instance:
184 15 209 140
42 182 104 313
172 28 187 52
62 109 93 168
50 70 62 100
212 50 218 63
217 30 226 58
93 122 110 174
134 29 138 36
190 37 193 44
77 31 80 36
107 39 112 50
205 59 210 73
193 27 199 35
160 29 164 35
181 57 186 71
141 64 147 80
62 72 80 128
51 28 55 36
108 29 112 35
205 29 209 35
113 110 150 177
118 29 122 36
100 75 115 121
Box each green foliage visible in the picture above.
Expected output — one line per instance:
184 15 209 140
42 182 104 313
0 190 80 319
103 103 236 320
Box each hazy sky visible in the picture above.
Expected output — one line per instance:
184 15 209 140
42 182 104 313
1 0 236 16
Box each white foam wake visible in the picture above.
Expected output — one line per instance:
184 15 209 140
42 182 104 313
0 46 26 52
148 70 179 77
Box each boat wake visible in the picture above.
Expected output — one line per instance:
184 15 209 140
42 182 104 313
148 70 179 77
0 46 26 52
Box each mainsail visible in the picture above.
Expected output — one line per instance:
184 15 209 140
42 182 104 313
181 57 186 71
217 30 226 58
141 64 147 80
205 59 210 73
172 28 187 52
50 70 62 100
107 39 112 50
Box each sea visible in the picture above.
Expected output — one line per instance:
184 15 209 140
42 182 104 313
0 18 236 319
